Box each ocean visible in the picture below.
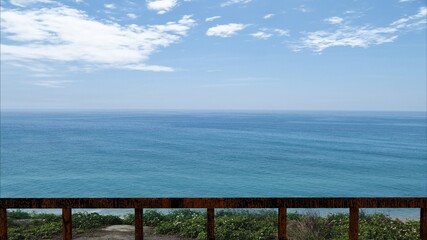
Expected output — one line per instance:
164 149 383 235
1 111 426 218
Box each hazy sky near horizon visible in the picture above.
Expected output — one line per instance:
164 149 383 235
1 0 426 111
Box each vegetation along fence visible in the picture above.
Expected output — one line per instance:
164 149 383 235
0 197 426 240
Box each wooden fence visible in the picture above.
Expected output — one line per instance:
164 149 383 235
1 198 426 240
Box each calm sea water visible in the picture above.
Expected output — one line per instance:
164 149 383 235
1 111 426 217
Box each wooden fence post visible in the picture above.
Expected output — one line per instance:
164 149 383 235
207 208 215 240
0 208 7 240
62 208 72 240
278 208 287 240
135 208 144 240
349 207 359 240
421 208 427 240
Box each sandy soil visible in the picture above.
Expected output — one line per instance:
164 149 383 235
73 225 186 240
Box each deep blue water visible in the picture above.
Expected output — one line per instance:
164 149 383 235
1 111 426 217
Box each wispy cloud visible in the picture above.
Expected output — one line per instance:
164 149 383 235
263 13 274 19
32 73 63 78
104 3 116 9
399 0 415 2
273 28 290 36
206 23 248 37
296 27 398 53
251 31 272 40
127 13 137 19
9 62 56 73
220 0 252 7
344 10 356 14
391 6 427 29
1 7 196 72
124 64 174 72
147 0 178 14
324 16 344 24
251 28 289 40
295 7 426 52
205 16 221 22
34 80 72 88
9 0 55 7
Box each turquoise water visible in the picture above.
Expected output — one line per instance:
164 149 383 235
1 111 426 217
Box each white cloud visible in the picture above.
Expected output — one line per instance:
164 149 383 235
206 23 248 37
9 62 56 73
296 26 398 52
263 13 274 19
344 10 356 14
1 7 196 72
32 73 63 78
205 16 221 22
251 28 289 39
273 28 289 36
34 80 71 88
295 7 426 53
147 0 178 14
251 31 272 40
104 3 115 9
325 16 344 24
9 0 55 7
399 0 415 2
391 6 427 29
127 13 137 19
220 0 252 7
125 64 174 72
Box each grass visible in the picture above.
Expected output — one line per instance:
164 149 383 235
6 209 420 240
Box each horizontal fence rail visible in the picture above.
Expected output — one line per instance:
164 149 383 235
1 197 426 240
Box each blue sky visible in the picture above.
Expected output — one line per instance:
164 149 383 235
1 0 426 111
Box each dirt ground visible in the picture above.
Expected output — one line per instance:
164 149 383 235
73 225 186 240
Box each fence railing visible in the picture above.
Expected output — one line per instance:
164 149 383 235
1 197 426 240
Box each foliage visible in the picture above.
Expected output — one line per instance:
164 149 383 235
6 210 31 220
149 210 419 240
72 212 123 231
7 211 123 240
214 210 277 240
358 212 420 240
144 210 167 226
6 209 420 240
155 210 207 239
7 212 62 240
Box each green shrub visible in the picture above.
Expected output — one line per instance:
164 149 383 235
6 210 420 240
7 210 31 220
156 210 206 239
72 212 123 230
123 213 135 225
144 210 166 226
359 213 419 240
8 217 62 240
149 210 419 240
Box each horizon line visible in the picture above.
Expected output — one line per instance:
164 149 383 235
1 108 426 113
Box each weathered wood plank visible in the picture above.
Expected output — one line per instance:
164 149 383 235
278 208 287 240
62 208 72 240
1 198 425 209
